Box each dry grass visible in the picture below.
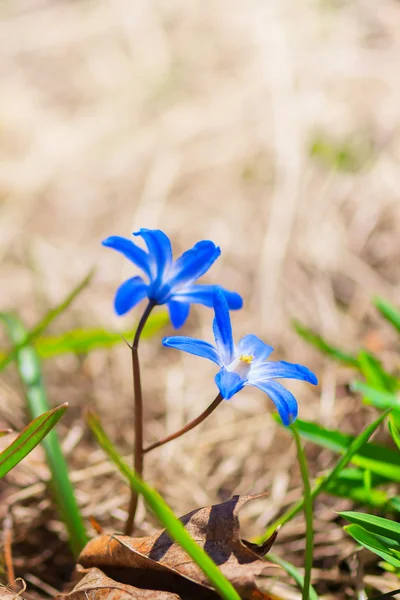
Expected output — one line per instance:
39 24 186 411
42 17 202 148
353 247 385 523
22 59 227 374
1 0 400 597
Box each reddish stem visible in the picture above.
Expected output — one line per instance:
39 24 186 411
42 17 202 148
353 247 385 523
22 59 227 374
124 300 156 536
144 393 223 454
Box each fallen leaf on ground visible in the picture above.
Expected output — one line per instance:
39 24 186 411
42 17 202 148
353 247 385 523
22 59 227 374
63 495 281 600
55 567 180 599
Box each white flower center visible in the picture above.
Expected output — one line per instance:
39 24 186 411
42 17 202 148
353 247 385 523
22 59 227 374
227 354 254 378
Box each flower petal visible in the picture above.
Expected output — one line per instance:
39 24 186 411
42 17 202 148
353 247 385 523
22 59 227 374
237 334 273 363
215 369 245 399
249 361 318 385
174 284 243 310
248 379 298 426
134 229 173 285
114 276 148 315
102 236 152 279
212 289 234 365
167 241 220 290
167 300 190 329
162 336 222 366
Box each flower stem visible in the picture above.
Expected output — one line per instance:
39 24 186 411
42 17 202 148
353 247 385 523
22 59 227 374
125 300 156 536
144 393 223 454
290 423 314 600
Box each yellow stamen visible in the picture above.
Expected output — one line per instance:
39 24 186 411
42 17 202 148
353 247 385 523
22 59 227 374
240 354 254 364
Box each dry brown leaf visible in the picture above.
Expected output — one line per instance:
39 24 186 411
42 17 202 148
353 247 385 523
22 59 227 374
55 567 180 599
76 495 280 600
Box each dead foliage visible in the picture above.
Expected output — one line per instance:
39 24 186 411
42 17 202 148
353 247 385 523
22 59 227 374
2 1 400 598
57 495 280 600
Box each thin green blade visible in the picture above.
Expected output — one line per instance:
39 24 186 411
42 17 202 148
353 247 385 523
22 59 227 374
0 312 88 556
0 270 94 371
357 351 399 393
344 524 400 569
374 297 400 335
293 418 400 482
352 381 400 412
340 512 400 545
292 321 359 368
324 468 399 511
87 411 241 600
388 417 400 453
260 410 390 543
268 553 319 600
34 310 169 358
0 403 67 478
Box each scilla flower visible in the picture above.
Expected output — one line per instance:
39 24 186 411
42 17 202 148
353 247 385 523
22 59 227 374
102 229 242 328
163 289 318 425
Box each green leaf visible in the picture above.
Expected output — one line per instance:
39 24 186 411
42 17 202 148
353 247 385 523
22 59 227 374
351 381 400 412
0 270 94 371
344 523 400 568
357 351 399 393
33 311 169 358
259 410 391 543
292 321 359 368
268 553 319 600
87 412 241 600
0 313 88 556
0 311 169 361
374 297 400 335
0 403 67 478
340 511 400 545
313 408 390 496
388 417 400 453
324 468 399 510
293 418 400 482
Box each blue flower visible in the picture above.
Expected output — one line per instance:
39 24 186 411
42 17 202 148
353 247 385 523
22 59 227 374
162 289 318 425
102 229 243 328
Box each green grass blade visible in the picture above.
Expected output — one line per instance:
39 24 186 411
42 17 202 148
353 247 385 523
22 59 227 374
374 297 400 335
33 311 169 358
258 410 390 543
292 418 400 482
357 351 399 393
388 417 400 453
0 270 94 371
0 403 68 478
268 553 319 600
340 512 400 545
324 468 400 510
0 313 88 556
87 411 241 600
0 311 169 361
344 524 400 569
352 381 400 412
292 321 359 368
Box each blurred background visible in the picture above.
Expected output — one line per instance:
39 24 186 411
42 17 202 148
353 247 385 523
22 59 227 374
1 0 400 595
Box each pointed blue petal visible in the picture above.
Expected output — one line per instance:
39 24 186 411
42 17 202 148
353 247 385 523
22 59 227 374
167 300 190 329
102 236 152 279
248 379 298 426
162 336 222 365
237 334 273 363
166 241 220 290
174 284 243 310
249 361 318 385
134 229 173 285
215 369 245 399
114 276 148 315
212 289 234 365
